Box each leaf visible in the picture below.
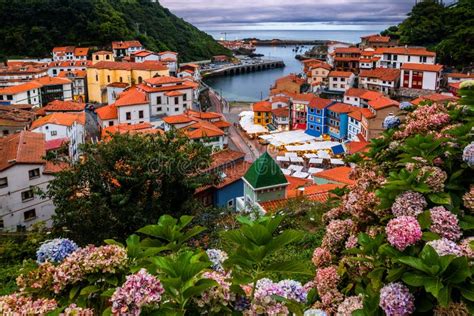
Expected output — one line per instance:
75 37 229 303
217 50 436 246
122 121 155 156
417 211 432 230
101 307 112 316
104 239 124 247
101 288 117 298
422 232 441 241
69 285 80 300
402 272 425 287
461 283 474 301
428 192 451 205
398 256 432 274
264 260 314 276
438 286 450 307
80 285 100 296
386 267 405 282
182 279 217 299
424 277 443 298
444 256 470 284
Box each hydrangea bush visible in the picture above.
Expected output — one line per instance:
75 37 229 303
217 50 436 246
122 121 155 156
36 238 78 264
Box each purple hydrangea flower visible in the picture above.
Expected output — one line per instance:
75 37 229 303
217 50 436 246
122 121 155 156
206 248 228 272
36 238 78 264
463 142 474 167
399 102 413 110
391 191 427 217
383 115 401 129
426 238 462 256
430 206 462 241
379 282 415 316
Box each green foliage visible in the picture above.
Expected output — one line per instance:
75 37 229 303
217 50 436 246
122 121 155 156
0 222 49 264
0 0 230 61
222 215 313 298
382 0 474 68
46 131 213 245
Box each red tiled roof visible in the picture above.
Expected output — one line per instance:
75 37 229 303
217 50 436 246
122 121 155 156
90 61 168 71
360 90 384 101
145 76 185 85
345 88 370 98
411 93 459 105
187 110 223 120
43 161 68 174
207 149 246 170
360 68 401 81
271 96 290 103
165 90 184 97
308 97 333 110
348 108 375 120
401 63 443 72
112 41 142 49
43 100 85 112
253 101 272 112
379 47 436 57
35 76 72 86
346 138 370 155
314 166 355 185
446 73 474 79
45 137 68 151
334 47 361 54
74 47 89 56
362 35 390 43
328 103 356 113
275 74 305 86
115 87 148 107
328 71 354 78
0 81 42 95
368 97 399 110
183 120 225 139
132 50 156 57
0 131 46 171
96 104 118 121
31 112 86 129
163 114 195 124
272 106 289 117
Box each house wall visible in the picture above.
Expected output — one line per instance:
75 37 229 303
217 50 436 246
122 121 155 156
213 180 244 210
117 103 150 125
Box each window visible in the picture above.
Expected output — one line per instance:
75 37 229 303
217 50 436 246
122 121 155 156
407 56 411 62
126 112 131 120
0 177 7 188
316 126 320 131
95 55 99 60
2 130 8 136
157 106 162 112
421 56 427 63
28 168 40 179
156 96 162 104
108 121 114 127
174 97 179 105
7 95 12 101
175 107 179 112
106 55 110 60
24 209 36 221
0 219 3 229
183 94 187 101
95 75 98 82
21 189 34 201
119 77 123 83
227 199 234 208
107 75 110 83
51 131 57 136
138 110 144 119
138 76 143 84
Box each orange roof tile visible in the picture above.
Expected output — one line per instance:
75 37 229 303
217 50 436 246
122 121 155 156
112 41 142 49
115 87 147 107
212 120 232 128
73 47 89 56
328 103 356 113
379 47 436 57
308 97 333 110
345 88 370 98
334 47 361 54
163 114 195 124
35 76 72 86
43 161 69 174
187 110 223 120
207 149 246 170
368 97 399 110
275 74 305 86
96 104 118 121
0 131 46 171
90 61 168 71
328 71 354 78
360 68 401 81
446 73 474 79
253 101 272 112
314 166 355 185
183 121 225 139
363 35 390 43
31 112 85 129
346 139 370 155
43 100 85 112
271 96 290 103
360 90 384 101
0 81 43 95
401 63 443 72
165 90 184 97
145 76 185 85
259 191 332 212
271 106 289 117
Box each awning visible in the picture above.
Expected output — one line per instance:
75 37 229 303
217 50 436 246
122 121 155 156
304 153 318 158
281 168 292 175
290 156 304 163
330 158 345 165
276 156 290 162
292 171 309 179
331 144 345 155
309 158 323 164
308 167 324 174
288 165 304 172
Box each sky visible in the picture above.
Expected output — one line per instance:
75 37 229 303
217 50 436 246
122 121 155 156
159 0 420 31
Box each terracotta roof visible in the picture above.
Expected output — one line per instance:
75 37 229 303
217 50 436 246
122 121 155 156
96 104 118 121
275 74 305 86
368 97 399 110
411 93 459 105
43 100 85 112
446 73 474 79
31 112 85 129
253 101 272 112
145 76 185 85
360 68 401 81
74 47 89 56
101 123 161 139
212 120 232 128
272 106 289 117
132 50 156 57
259 191 332 212
0 131 46 171
112 41 142 49
401 63 443 72
45 137 68 151
163 114 195 124
334 47 361 54
207 149 246 170
348 108 375 120
314 166 355 185
94 50 113 55
35 76 72 86
380 47 436 57
360 90 384 101
0 81 42 95
449 82 461 90
53 46 75 53
328 103 356 113
187 110 223 120
290 93 317 102
43 161 69 174
345 88 370 98
328 71 354 78
286 175 312 192
159 51 178 56
346 137 370 154
308 97 333 110
183 120 225 139
90 61 168 71
197 158 250 193
363 35 390 43
165 90 184 97
115 87 147 107
271 96 290 103
57 70 87 78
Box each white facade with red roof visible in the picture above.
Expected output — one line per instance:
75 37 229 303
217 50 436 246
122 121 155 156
328 71 355 92
401 63 443 91
52 46 89 62
0 131 63 231
0 81 42 107
112 41 144 58
378 47 436 69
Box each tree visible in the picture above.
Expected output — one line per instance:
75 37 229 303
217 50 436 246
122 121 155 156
46 131 214 245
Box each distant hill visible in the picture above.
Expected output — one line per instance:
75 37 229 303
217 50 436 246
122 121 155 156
382 0 473 69
0 0 231 62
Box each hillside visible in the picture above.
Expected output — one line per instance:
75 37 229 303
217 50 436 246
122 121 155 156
382 0 474 69
0 0 230 62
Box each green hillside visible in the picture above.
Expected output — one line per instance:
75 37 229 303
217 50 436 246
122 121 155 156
382 0 474 69
0 0 230 62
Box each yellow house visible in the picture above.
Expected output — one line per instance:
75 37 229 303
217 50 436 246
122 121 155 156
87 61 169 103
91 51 115 64
252 101 272 126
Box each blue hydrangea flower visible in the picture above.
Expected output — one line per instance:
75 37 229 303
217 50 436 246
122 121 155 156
206 248 228 272
463 142 474 167
36 238 78 264
399 102 413 110
304 309 327 316
383 115 401 129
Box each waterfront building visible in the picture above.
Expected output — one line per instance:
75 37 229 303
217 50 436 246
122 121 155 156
331 47 361 73
271 74 306 94
0 131 62 231
0 82 43 107
358 49 380 70
252 101 272 127
305 61 332 85
360 34 398 49
359 68 401 95
378 47 436 69
52 46 89 61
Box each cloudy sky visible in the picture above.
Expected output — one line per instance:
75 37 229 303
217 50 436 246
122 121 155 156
160 0 419 30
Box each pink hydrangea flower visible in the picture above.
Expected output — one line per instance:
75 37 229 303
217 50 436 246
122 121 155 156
386 216 422 251
62 303 94 315
312 247 332 268
315 265 339 296
0 293 57 315
430 206 462 241
322 219 354 251
426 238 462 256
337 295 363 316
111 268 164 316
459 237 474 258
391 191 427 217
195 271 234 311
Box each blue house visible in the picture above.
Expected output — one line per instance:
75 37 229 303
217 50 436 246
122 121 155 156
194 149 251 210
326 103 357 141
305 97 334 137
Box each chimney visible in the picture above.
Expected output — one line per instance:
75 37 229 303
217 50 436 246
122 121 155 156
297 187 305 197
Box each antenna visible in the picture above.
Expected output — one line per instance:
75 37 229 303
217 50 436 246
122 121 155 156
221 32 228 41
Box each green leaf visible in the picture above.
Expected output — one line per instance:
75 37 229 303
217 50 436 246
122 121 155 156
386 267 405 282
425 278 443 298
402 272 426 286
461 283 474 301
428 192 451 205
80 285 100 296
417 211 432 229
101 288 117 298
444 257 470 284
102 307 112 316
422 232 441 241
69 285 80 300
182 279 217 299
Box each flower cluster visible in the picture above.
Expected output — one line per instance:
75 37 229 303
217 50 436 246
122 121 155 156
379 283 415 316
386 216 422 251
430 206 462 241
463 186 474 212
383 115 401 129
315 266 339 296
391 191 427 217
418 166 448 192
0 293 57 315
321 219 354 252
36 238 78 264
395 103 450 139
463 142 474 167
312 247 331 268
426 238 462 257
206 248 228 272
196 271 234 311
399 101 413 110
111 268 164 316
459 237 474 258
250 278 307 315
336 295 363 316
62 304 94 315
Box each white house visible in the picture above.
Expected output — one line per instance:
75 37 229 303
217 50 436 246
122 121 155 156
378 47 436 69
106 82 129 105
132 50 160 63
158 51 178 75
47 60 91 77
0 61 49 88
359 68 401 95
30 112 86 161
0 81 42 107
0 132 61 231
112 41 144 58
401 63 443 91
328 71 355 92
52 47 89 62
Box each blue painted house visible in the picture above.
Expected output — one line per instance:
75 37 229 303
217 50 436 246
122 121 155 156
305 97 334 137
194 149 251 210
326 103 357 141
